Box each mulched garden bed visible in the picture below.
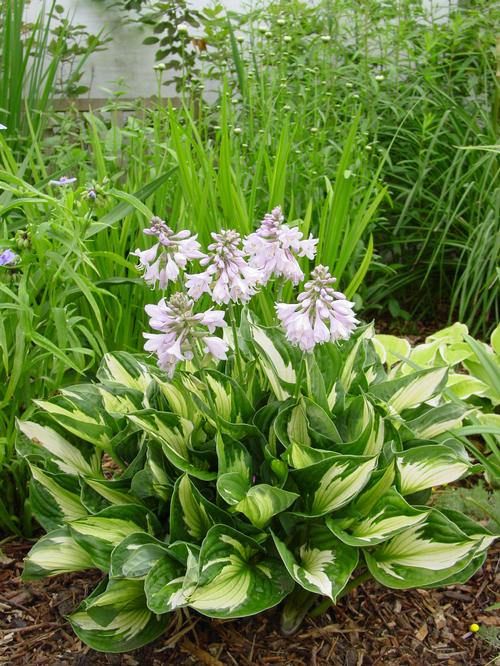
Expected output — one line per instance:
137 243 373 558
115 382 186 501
1 540 498 666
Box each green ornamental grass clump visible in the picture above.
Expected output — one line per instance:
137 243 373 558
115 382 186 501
17 209 498 652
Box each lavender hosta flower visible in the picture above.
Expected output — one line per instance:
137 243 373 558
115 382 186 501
132 216 205 289
144 292 228 377
244 206 318 285
49 176 77 186
186 229 260 304
276 265 358 352
0 249 19 266
0 123 6 130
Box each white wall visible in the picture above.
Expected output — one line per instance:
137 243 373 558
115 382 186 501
27 0 455 99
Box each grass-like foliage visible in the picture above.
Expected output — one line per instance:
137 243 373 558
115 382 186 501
17 318 498 651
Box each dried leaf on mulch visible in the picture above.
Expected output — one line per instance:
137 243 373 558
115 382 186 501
0 541 498 665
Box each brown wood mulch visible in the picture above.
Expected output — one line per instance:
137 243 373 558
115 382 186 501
0 541 498 666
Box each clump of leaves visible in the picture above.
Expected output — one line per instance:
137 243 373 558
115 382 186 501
17 322 498 652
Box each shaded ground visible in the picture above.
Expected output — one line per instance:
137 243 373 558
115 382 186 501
1 541 498 665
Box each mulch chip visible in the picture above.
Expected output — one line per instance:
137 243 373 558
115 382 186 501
1 540 498 665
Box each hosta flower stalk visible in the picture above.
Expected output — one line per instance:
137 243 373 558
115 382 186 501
276 265 358 352
133 217 205 289
144 292 228 377
186 229 260 304
244 206 318 285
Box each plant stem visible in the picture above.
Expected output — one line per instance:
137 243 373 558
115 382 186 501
309 570 372 619
294 354 306 400
228 303 244 380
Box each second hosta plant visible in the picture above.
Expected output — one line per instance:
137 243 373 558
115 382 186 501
17 209 497 651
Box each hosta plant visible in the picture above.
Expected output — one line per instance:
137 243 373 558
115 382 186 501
17 210 498 652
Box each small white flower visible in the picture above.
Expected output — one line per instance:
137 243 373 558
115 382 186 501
186 229 260 304
276 265 358 352
144 293 228 377
132 216 205 289
244 206 318 286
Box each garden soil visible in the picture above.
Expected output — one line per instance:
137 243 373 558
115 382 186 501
0 541 498 666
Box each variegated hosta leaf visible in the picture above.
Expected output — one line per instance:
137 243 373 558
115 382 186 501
23 526 95 579
110 533 170 579
396 445 471 495
81 477 141 513
284 442 337 470
97 351 154 394
274 398 340 453
16 419 101 476
446 372 489 400
403 403 468 440
426 509 499 586
370 367 448 414
185 525 293 617
351 463 396 516
339 324 374 393
28 464 88 530
292 455 378 517
97 383 144 417
154 376 197 421
34 385 117 450
70 505 159 570
170 475 232 543
248 323 300 400
127 410 215 480
145 547 199 614
365 509 483 589
272 526 358 600
373 334 411 367
232 484 299 529
69 579 169 653
327 489 429 547
131 440 172 501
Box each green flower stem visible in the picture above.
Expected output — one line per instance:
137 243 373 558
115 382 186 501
308 570 372 619
228 303 244 380
294 354 306 400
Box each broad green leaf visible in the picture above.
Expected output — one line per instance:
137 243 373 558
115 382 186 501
23 526 95 579
110 533 170 579
17 419 100 476
97 383 144 417
370 367 448 413
248 323 299 400
446 372 489 400
97 352 154 393
403 403 468 440
373 334 411 367
327 489 429 546
186 525 293 617
127 410 215 480
396 445 471 495
426 323 469 344
233 484 299 528
70 505 157 570
170 475 231 543
69 579 169 653
272 526 358 600
145 547 198 614
292 455 378 516
34 386 116 449
365 510 482 589
29 464 88 525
